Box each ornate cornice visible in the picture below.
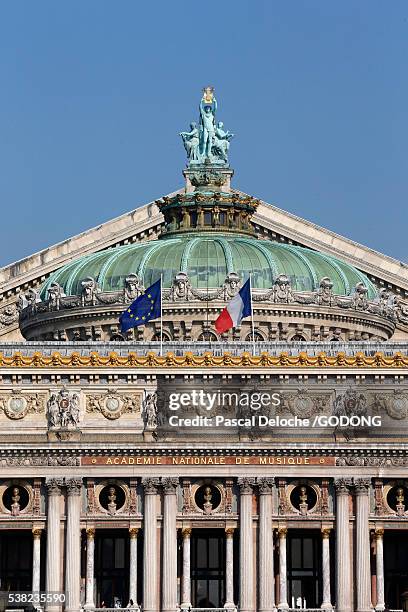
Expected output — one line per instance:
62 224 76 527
1 350 407 369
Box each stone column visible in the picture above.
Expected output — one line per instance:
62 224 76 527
142 478 160 612
65 478 83 612
355 478 372 612
375 529 385 611
129 528 139 605
45 478 63 612
238 477 255 612
321 528 333 610
224 528 235 609
277 527 289 610
84 527 95 610
258 478 275 612
335 478 352 612
32 528 42 594
162 478 179 612
181 528 192 610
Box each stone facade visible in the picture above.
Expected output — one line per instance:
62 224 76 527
0 342 407 611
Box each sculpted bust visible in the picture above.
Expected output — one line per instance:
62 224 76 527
222 272 241 300
169 272 193 302
124 273 144 302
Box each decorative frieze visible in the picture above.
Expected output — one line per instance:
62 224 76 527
1 455 80 466
336 456 408 467
0 392 46 419
86 391 141 420
1 350 406 369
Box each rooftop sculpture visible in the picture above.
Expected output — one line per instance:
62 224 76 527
180 86 234 165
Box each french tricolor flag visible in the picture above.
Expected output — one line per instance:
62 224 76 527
215 279 252 334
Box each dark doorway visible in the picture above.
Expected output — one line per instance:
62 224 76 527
384 530 408 609
0 530 33 592
287 531 322 608
95 530 129 608
191 529 225 608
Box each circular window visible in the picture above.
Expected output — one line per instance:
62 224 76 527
290 484 317 512
387 485 408 512
99 484 126 514
3 485 29 514
195 484 221 513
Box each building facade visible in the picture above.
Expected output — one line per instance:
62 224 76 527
0 90 408 612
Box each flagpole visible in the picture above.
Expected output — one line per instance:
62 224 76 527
249 274 256 355
160 274 163 357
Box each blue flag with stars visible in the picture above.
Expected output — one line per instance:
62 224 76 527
119 278 161 333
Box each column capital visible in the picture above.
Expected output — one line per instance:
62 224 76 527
32 528 42 539
321 527 332 539
278 526 288 538
86 527 95 540
334 477 353 495
182 527 192 539
237 477 255 493
129 527 139 539
257 477 274 493
66 477 83 496
375 528 384 540
162 477 179 494
142 477 160 494
45 477 64 495
225 527 235 538
354 477 371 495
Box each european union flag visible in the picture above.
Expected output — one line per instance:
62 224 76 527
119 278 161 333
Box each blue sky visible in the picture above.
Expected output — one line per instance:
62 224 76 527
0 1 407 266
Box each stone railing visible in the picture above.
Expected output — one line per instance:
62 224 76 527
0 340 407 357
180 609 232 612
279 609 328 612
93 609 139 612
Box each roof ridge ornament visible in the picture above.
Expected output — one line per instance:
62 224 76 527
180 87 234 169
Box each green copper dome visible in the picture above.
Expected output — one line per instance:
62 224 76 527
40 234 377 299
